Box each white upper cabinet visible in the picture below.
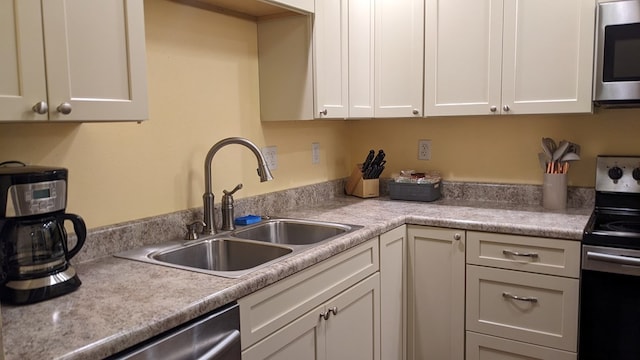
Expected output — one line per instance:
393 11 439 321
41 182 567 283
374 0 424 118
264 0 315 13
0 0 148 122
314 0 351 119
315 0 423 119
0 0 48 121
315 0 375 119
424 0 502 116
424 0 595 116
501 0 594 115
349 0 375 118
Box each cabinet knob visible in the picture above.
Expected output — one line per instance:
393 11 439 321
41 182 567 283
320 109 328 116
32 101 48 115
490 106 497 112
319 307 338 321
412 109 420 115
502 105 510 112
454 233 461 241
57 102 72 115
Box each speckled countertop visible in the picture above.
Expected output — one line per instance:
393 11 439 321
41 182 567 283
1 194 592 360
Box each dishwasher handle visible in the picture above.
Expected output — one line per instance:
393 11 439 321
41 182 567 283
197 330 241 360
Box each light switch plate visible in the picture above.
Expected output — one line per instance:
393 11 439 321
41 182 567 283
312 142 320 164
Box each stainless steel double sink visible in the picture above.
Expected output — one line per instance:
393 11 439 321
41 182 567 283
115 218 362 278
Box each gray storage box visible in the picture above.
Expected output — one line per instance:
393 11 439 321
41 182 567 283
388 181 441 202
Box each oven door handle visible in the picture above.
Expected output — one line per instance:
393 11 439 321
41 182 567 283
587 251 640 267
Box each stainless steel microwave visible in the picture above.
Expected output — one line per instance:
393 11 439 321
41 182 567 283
594 0 640 107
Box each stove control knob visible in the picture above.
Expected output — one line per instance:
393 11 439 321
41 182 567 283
633 167 640 181
608 166 624 181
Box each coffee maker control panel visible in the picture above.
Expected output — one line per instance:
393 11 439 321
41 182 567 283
5 180 67 217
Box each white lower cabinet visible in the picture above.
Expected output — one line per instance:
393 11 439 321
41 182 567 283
407 225 465 360
239 238 380 360
466 231 580 358
242 274 380 360
240 226 581 360
466 332 576 360
380 226 407 360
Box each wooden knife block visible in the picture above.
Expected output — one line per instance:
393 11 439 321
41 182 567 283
345 165 379 198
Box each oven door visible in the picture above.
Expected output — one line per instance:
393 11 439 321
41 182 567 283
594 1 640 104
580 245 640 359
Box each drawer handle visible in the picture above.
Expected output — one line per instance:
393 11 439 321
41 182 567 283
502 249 539 259
502 292 538 303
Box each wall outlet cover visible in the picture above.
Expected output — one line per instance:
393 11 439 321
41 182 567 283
418 139 431 160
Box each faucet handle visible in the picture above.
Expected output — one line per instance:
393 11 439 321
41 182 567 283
223 183 243 197
185 220 206 240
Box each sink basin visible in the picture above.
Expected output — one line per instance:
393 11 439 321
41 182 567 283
151 238 293 272
115 218 362 278
232 218 354 245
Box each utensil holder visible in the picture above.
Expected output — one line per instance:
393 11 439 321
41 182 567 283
542 173 567 210
345 165 379 198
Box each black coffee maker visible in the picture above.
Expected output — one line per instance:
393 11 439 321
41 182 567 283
0 165 86 305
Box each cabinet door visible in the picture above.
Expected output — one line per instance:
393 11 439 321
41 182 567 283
501 0 594 114
380 226 406 360
408 225 465 360
242 304 323 360
325 274 380 360
314 0 349 119
0 0 48 122
424 0 503 116
348 0 375 118
374 0 424 118
42 0 148 121
243 274 380 360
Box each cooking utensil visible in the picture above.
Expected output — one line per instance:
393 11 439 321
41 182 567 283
542 137 557 156
561 152 581 162
567 142 581 156
538 152 549 170
361 150 375 174
370 150 385 168
552 141 570 162
372 160 386 178
541 138 554 160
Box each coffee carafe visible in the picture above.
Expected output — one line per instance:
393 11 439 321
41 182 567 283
0 165 86 305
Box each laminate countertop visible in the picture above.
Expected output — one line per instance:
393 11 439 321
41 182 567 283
1 196 591 360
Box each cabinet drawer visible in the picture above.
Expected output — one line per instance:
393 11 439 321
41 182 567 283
466 332 576 360
466 265 579 351
239 238 379 349
466 231 580 277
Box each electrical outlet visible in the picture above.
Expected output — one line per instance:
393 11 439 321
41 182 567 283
311 142 320 164
418 140 431 160
262 146 278 170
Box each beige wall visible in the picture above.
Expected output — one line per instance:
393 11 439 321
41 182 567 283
1 0 639 230
348 110 640 188
0 0 349 229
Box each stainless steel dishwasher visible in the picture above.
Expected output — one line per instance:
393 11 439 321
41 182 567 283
108 302 240 360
